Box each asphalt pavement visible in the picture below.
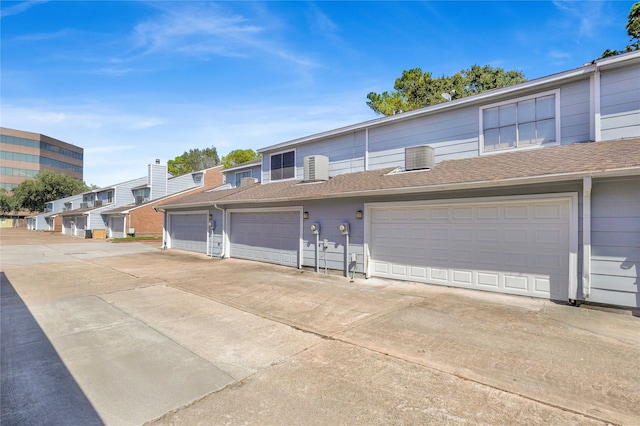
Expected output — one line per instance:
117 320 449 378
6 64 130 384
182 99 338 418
1 228 639 425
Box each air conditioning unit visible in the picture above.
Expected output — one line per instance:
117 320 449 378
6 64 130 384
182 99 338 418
405 145 435 171
95 200 103 207
240 177 258 188
80 202 88 209
135 196 145 205
303 155 329 181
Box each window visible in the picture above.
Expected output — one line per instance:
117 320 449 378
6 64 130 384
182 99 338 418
481 91 558 153
132 188 150 202
107 191 114 204
192 173 203 184
235 170 252 187
270 151 295 181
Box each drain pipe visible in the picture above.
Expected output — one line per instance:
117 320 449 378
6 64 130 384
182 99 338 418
213 204 225 258
339 222 350 278
311 223 320 273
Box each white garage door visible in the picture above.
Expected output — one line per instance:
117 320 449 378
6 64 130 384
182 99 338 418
110 217 125 238
230 211 299 266
74 217 86 237
368 197 572 300
63 218 72 235
170 214 208 253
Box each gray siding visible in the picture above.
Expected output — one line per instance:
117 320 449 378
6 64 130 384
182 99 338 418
589 177 640 308
149 163 168 199
167 172 200 195
301 201 366 275
224 165 262 187
600 66 640 140
262 131 366 183
209 209 224 257
560 80 591 144
368 106 479 170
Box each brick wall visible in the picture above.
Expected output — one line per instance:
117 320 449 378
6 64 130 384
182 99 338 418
127 166 224 237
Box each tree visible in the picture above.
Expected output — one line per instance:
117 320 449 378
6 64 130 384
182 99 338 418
599 2 640 58
0 189 18 214
367 65 526 116
167 146 221 176
11 170 90 212
221 149 261 169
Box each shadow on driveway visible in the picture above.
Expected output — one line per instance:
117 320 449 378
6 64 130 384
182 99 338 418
1 272 103 426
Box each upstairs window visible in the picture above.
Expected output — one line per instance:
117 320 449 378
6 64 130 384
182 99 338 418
235 170 252 187
270 150 295 181
481 91 559 153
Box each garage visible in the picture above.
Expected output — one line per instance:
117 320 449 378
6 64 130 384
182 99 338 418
169 212 208 253
367 195 576 300
229 210 300 267
74 216 86 237
110 216 125 238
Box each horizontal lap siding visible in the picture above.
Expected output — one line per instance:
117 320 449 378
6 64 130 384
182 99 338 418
601 66 640 140
301 201 365 273
368 107 479 169
560 80 591 144
590 177 640 308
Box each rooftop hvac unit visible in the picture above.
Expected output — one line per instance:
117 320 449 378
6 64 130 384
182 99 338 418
80 202 88 209
405 145 435 171
95 200 103 207
303 155 329 182
135 196 145 205
240 177 258 188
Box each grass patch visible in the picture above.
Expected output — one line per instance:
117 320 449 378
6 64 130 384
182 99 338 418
110 236 163 242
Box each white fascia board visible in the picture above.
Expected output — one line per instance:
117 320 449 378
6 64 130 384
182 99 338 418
258 65 598 154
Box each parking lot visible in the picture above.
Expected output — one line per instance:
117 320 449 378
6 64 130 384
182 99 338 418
2 228 639 425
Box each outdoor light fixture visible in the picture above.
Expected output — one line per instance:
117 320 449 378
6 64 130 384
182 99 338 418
303 211 309 220
356 210 363 219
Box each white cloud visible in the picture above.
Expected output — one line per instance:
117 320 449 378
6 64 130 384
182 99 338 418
0 0 47 19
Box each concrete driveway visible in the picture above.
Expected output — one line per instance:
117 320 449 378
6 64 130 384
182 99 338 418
1 228 639 425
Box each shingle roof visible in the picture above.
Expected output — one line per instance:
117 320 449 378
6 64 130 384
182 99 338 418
158 138 640 209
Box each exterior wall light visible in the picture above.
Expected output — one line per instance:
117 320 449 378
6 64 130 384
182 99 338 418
356 210 363 219
303 211 309 220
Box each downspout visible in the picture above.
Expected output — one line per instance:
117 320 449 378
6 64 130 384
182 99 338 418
213 204 225 258
582 176 592 300
591 65 601 142
364 128 369 171
344 233 350 278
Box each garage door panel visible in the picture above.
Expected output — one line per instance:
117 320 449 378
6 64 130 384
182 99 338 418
230 211 299 267
170 214 207 253
369 198 571 300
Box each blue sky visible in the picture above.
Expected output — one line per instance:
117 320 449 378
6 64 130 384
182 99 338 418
1 1 635 187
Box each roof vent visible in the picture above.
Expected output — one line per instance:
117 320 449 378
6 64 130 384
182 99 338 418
303 155 329 181
240 177 258 188
405 145 435 171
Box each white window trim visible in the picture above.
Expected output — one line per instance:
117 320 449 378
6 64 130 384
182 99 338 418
479 89 561 155
268 148 297 182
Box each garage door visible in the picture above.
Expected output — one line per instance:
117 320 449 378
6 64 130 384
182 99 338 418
170 214 208 253
63 218 72 235
230 211 299 266
368 197 572 300
74 217 86 237
110 217 125 238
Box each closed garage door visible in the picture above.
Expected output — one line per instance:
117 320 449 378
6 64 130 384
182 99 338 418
74 217 86 237
230 211 299 266
170 214 208 253
110 217 125 238
63 218 72 235
368 197 572 300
